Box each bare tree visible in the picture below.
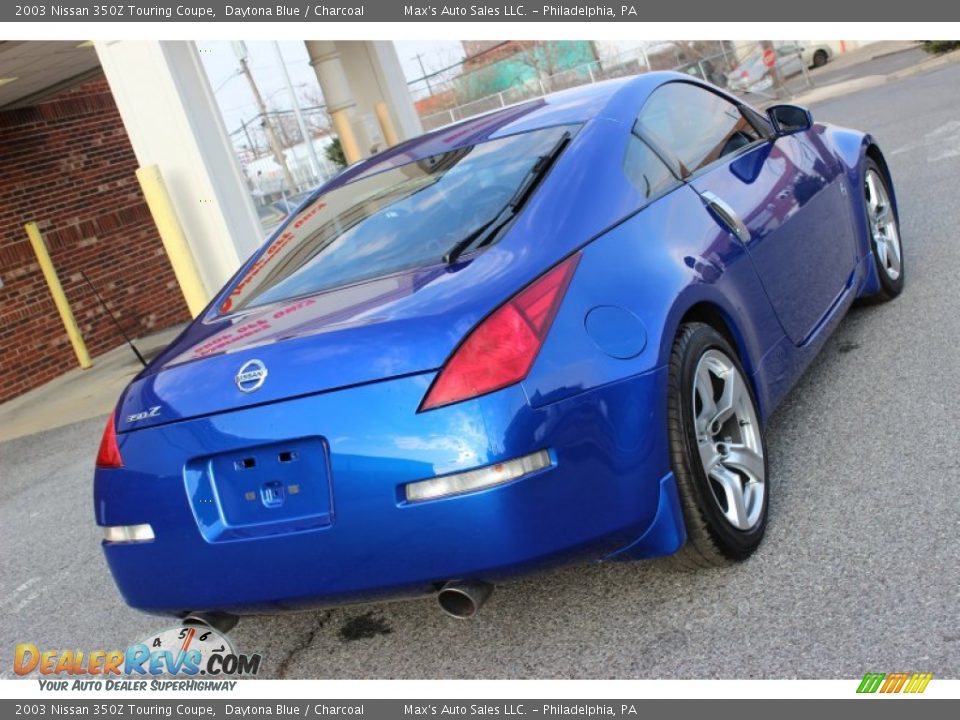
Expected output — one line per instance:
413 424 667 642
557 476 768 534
513 41 597 92
300 88 335 138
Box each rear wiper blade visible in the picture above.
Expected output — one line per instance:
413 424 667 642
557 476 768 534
442 208 502 265
443 131 572 265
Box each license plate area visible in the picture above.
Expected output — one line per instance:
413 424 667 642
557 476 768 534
185 437 333 542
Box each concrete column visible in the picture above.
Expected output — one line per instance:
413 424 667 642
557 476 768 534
336 41 424 151
305 41 422 162
366 42 423 141
305 40 362 164
94 40 262 295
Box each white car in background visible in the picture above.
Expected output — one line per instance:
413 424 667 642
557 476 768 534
799 42 833 68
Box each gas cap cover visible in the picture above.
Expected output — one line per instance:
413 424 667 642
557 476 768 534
584 305 647 359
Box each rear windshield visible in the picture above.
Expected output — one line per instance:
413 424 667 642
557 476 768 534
220 124 578 314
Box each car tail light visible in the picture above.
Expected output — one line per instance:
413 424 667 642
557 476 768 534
420 253 580 411
96 411 123 468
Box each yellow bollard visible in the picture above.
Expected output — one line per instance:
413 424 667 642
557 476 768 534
24 222 93 370
374 102 400 148
136 165 209 318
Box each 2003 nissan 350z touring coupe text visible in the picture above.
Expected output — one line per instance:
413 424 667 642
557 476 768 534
94 72 903 622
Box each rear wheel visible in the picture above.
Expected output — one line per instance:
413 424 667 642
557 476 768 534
812 49 829 68
863 159 904 302
667 323 769 568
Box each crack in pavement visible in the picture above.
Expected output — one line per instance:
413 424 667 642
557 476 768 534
272 612 330 679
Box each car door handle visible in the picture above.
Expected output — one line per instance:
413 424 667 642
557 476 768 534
700 191 751 243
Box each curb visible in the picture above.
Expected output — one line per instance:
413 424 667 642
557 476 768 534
791 50 960 106
888 50 960 80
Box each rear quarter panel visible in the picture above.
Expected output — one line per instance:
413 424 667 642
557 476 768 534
522 183 786 420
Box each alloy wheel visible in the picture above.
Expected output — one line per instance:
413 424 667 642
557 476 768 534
865 169 902 282
692 349 766 531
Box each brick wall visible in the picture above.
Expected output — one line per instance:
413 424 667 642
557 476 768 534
0 74 191 403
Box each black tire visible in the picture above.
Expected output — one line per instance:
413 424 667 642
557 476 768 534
812 49 829 68
667 323 769 568
861 157 905 303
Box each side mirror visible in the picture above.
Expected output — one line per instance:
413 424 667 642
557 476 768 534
767 104 814 136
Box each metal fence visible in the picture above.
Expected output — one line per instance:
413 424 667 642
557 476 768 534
415 41 814 131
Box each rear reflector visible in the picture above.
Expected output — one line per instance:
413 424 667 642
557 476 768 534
95 411 123 469
405 450 552 502
103 524 154 543
420 254 580 411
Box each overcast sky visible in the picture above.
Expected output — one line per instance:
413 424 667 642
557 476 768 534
197 40 466 138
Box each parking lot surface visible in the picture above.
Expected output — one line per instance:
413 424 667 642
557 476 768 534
2 61 959 680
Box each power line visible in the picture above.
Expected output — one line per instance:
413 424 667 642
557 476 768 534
213 68 242 93
228 104 328 137
405 41 512 86
411 53 433 93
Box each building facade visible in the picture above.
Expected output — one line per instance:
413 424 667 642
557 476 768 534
0 76 189 402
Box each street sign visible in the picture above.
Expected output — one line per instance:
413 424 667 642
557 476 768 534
763 48 776 68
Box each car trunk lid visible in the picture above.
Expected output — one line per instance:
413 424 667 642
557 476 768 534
117 255 523 433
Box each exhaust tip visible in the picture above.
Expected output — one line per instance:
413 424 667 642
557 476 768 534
181 611 239 635
437 581 493 619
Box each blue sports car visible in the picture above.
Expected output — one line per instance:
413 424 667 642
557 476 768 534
95 72 903 624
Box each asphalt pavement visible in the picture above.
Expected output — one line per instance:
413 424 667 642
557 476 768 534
1 60 958 680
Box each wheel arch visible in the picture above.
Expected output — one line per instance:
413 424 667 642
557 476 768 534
865 142 899 221
666 297 766 411
857 141 899 297
835 133 899 222
678 303 745 368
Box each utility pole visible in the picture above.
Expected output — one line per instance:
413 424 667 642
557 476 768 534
234 42 297 193
273 41 322 182
413 53 433 94
239 119 255 155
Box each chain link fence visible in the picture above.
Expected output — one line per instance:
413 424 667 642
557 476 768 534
414 41 817 132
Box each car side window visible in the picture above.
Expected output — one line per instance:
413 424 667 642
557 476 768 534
622 134 677 200
637 82 762 175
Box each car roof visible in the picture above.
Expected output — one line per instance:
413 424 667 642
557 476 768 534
323 72 692 190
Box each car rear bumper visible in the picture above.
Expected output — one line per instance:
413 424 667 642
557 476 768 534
94 367 683 615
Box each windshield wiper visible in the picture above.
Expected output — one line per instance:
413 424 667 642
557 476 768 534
443 131 572 265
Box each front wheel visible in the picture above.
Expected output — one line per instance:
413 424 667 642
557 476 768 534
862 158 904 303
667 323 769 568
